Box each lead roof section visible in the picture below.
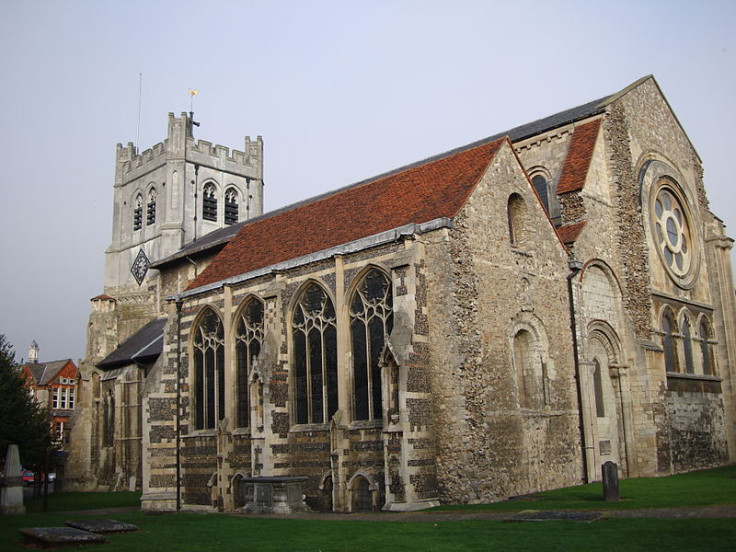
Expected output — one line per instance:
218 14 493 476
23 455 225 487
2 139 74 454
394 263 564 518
97 317 167 370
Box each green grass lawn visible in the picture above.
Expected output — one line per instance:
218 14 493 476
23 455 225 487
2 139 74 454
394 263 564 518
433 463 736 512
1 465 734 552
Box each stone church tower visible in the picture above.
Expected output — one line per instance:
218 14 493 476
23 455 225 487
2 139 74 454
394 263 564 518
101 112 264 345
66 113 264 490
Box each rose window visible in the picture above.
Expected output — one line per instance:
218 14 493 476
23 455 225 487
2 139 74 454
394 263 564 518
653 188 691 277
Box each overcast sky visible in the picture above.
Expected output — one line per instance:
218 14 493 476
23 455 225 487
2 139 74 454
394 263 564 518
1 0 734 363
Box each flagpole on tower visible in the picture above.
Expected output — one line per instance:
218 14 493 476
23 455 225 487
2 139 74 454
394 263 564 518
188 88 200 135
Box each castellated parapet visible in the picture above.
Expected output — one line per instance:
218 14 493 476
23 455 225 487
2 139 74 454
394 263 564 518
105 112 264 296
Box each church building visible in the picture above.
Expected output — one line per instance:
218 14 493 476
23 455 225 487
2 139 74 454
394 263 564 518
66 76 736 513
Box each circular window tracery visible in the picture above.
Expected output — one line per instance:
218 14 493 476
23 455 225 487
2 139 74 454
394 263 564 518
652 186 693 279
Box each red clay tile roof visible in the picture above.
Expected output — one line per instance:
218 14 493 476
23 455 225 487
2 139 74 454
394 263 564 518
187 138 507 291
557 119 601 194
556 221 587 245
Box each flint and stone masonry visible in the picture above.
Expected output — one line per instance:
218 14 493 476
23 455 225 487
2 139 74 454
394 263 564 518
66 76 736 513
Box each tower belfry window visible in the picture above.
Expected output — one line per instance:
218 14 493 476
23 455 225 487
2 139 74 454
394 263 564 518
147 188 157 225
203 183 217 222
133 194 143 231
225 188 239 225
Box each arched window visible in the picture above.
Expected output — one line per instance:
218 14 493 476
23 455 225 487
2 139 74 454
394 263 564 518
203 183 217 222
103 389 115 447
225 188 239 225
133 194 143 231
532 175 550 214
507 193 526 247
193 308 225 430
681 317 695 374
513 329 547 409
699 318 715 376
662 310 679 373
350 269 393 421
147 188 157 225
593 359 605 418
235 298 264 428
292 283 337 424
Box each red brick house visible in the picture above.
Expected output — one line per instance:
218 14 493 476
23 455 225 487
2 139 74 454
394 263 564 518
20 352 79 445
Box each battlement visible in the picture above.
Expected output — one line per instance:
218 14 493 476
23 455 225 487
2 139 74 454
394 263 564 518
115 112 263 180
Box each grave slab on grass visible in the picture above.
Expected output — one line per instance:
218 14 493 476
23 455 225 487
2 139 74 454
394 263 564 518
509 510 605 522
19 526 107 547
66 519 139 533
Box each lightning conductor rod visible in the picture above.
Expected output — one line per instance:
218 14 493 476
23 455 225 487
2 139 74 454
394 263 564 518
136 73 143 154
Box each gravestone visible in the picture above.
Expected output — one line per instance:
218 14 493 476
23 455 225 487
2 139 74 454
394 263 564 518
19 527 107 546
602 461 619 502
66 519 139 533
0 444 25 515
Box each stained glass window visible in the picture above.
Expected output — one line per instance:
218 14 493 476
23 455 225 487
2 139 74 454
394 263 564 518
235 298 264 428
350 269 393 421
292 283 337 424
193 308 225 430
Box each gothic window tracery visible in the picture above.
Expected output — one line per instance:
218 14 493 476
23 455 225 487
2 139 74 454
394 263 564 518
147 188 157 225
133 194 143 231
350 269 393 421
203 183 218 222
225 188 239 225
235 298 264 428
292 283 337 425
193 308 225 430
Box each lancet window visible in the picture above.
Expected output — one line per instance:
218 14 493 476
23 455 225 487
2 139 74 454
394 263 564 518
681 317 695 374
203 183 217 222
235 298 264 428
193 308 225 430
532 175 549 214
350 269 393 421
662 309 679 373
292 283 337 425
699 318 715 376
593 359 605 418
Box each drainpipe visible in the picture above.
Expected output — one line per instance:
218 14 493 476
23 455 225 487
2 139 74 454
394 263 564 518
567 256 590 483
175 299 183 511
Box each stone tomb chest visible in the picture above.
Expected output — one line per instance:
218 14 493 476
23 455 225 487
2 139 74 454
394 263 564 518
239 476 311 514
